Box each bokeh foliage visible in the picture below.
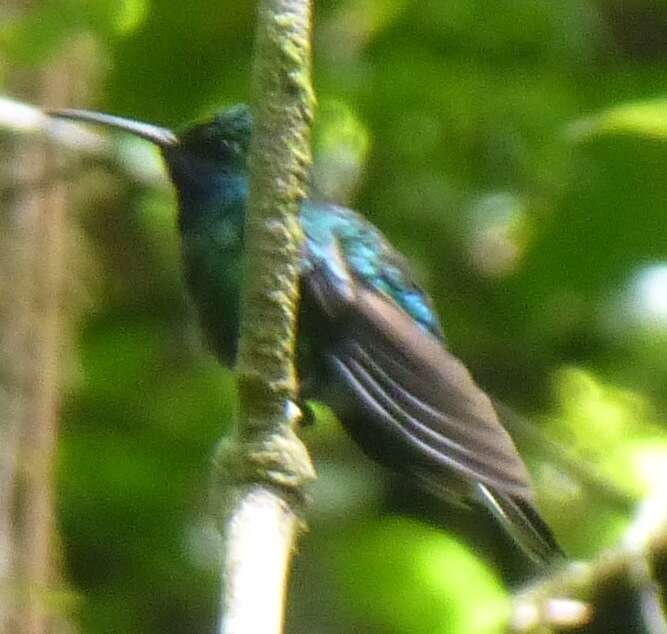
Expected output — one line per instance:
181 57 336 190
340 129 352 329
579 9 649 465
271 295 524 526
2 0 667 632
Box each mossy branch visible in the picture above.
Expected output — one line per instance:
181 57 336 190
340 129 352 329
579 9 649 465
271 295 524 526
215 1 316 633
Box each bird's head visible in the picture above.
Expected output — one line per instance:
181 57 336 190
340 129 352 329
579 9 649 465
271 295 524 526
164 105 253 194
49 104 253 202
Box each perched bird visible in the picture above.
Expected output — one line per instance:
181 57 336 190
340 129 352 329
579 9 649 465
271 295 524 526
51 104 563 565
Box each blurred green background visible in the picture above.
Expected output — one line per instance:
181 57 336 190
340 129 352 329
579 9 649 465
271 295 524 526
2 1 667 632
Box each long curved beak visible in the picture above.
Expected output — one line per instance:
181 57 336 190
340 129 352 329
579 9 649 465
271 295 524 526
47 108 178 148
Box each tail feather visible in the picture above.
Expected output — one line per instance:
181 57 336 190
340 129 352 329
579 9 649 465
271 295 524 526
477 483 565 566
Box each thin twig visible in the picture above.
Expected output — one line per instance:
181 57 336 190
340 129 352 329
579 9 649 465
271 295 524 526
0 95 108 153
0 95 166 187
511 490 667 631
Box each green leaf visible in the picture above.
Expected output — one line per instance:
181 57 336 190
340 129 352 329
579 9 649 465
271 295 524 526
330 518 509 634
569 98 667 141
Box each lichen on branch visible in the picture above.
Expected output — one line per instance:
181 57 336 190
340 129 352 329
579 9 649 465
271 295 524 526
216 1 316 633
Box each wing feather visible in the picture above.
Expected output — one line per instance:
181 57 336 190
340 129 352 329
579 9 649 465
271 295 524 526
303 238 532 499
301 222 564 562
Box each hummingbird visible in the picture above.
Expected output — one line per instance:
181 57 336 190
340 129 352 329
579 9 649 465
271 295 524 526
50 104 563 565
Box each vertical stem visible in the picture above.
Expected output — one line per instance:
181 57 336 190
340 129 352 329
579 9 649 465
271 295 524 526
0 140 29 634
15 124 66 634
237 0 315 425
0 37 96 634
216 1 316 633
1 90 66 634
219 489 302 633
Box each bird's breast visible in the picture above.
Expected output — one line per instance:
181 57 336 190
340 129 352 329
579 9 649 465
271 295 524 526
180 226 244 366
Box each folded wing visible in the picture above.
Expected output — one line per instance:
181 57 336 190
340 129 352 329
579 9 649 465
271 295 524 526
302 223 562 563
